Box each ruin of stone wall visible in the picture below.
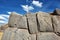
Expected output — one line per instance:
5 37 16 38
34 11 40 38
2 9 60 40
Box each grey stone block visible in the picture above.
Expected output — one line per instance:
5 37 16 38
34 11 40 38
2 28 17 40
17 16 27 29
8 12 20 27
14 29 30 40
52 16 60 35
8 12 27 29
37 32 60 40
26 13 38 34
37 12 53 32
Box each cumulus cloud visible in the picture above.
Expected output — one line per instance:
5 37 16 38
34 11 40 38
0 11 11 25
0 14 9 24
32 1 43 7
21 5 34 12
0 14 9 18
0 16 6 20
7 12 11 14
0 21 7 23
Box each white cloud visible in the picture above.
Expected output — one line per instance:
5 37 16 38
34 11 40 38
32 1 43 7
0 14 9 18
21 5 34 12
0 16 6 20
7 12 11 14
0 21 7 23
0 14 10 24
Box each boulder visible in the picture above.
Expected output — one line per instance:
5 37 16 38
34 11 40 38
37 32 60 40
26 13 38 34
37 12 53 32
8 12 27 29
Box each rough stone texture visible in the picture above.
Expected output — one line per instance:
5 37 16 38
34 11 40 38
37 32 60 40
8 12 20 27
26 13 38 34
2 11 60 40
8 12 27 29
14 29 30 40
37 12 53 32
17 15 27 29
52 16 60 35
30 34 36 40
2 28 17 40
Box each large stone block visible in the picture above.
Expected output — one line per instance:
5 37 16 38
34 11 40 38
52 16 60 35
14 29 30 40
26 13 38 34
8 12 27 29
37 12 53 32
8 12 20 27
17 15 27 29
37 32 60 40
2 28 17 40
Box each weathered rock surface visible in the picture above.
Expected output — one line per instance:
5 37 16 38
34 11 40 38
2 11 60 40
8 12 20 27
14 29 30 40
2 28 17 40
26 13 38 34
37 32 60 40
17 15 27 29
52 16 60 35
30 34 36 40
2 28 30 40
8 12 27 29
37 12 53 32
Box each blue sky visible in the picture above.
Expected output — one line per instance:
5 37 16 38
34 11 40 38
0 0 60 25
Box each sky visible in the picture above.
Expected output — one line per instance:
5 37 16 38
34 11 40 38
0 0 60 25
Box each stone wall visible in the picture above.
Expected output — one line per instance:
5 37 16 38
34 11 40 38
2 9 60 40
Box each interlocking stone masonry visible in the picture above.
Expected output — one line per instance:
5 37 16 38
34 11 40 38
2 9 60 40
